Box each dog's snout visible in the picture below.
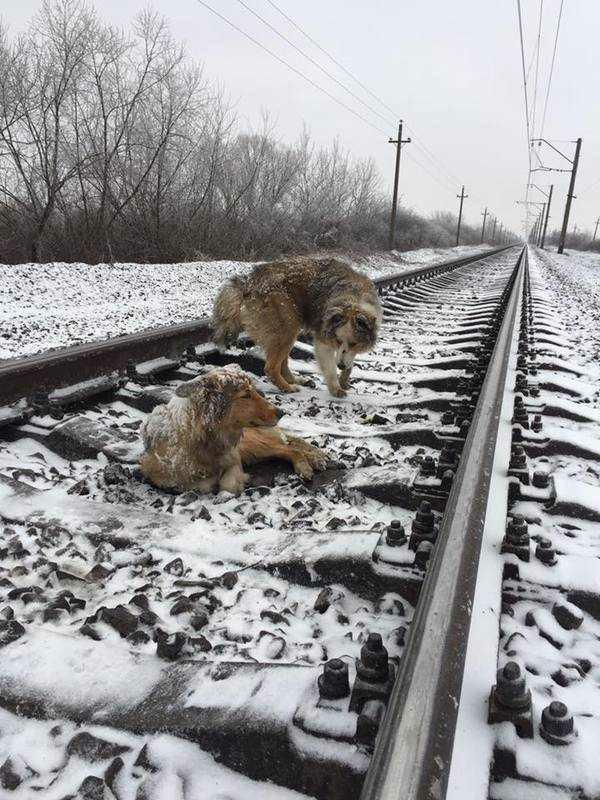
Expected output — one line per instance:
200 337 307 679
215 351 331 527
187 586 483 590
337 361 345 370
275 407 285 420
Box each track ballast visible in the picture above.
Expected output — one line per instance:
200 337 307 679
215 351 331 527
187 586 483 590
0 245 598 800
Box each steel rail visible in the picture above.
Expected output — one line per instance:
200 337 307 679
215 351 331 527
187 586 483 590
0 246 514 407
360 247 526 800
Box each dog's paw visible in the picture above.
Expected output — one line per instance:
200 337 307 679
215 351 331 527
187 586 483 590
293 458 315 480
219 470 248 495
308 450 329 472
339 370 351 390
293 374 313 387
328 385 347 398
284 383 301 393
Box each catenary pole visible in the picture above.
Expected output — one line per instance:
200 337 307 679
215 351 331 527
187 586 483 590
540 185 553 249
557 137 582 254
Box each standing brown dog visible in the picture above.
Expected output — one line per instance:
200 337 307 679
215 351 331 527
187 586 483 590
212 258 381 397
140 366 328 494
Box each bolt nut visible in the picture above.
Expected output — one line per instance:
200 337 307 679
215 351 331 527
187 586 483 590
412 501 434 533
532 469 550 489
318 658 350 699
506 514 528 540
441 469 454 490
531 414 543 432
540 701 575 745
536 538 556 565
386 520 407 547
356 633 389 683
414 541 433 570
441 411 455 426
420 455 436 476
509 445 527 470
495 661 531 710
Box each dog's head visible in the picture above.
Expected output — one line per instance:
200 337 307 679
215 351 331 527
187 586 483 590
322 301 381 369
175 365 281 430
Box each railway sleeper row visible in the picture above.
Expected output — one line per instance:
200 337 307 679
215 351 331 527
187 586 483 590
486 252 600 800
0 248 527 799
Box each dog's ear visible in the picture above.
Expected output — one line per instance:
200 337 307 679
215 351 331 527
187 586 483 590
323 307 346 338
200 372 240 428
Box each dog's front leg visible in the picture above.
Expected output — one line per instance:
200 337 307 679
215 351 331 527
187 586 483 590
339 366 352 390
314 340 345 397
219 449 248 495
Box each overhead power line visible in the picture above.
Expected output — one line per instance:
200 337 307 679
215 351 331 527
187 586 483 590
516 0 533 234
539 0 565 139
194 0 389 136
233 0 395 129
197 0 462 197
530 0 544 139
263 0 465 189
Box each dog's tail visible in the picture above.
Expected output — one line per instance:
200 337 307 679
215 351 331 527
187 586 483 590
212 275 246 349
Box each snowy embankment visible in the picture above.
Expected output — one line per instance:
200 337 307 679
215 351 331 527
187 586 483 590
0 245 491 360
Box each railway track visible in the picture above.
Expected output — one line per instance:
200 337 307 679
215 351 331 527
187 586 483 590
0 244 598 800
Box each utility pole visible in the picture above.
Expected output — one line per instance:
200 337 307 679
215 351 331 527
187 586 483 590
537 204 547 246
540 185 553 249
592 216 600 243
532 215 541 245
557 137 582 254
498 222 504 244
480 208 488 243
456 186 468 246
491 217 497 242
388 121 411 250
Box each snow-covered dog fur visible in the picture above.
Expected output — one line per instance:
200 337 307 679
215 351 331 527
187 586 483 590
139 365 328 494
212 258 382 397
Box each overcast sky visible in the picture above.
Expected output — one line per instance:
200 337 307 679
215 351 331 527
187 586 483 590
4 0 600 238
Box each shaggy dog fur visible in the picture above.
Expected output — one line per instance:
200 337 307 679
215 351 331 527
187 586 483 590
212 257 382 397
139 365 328 494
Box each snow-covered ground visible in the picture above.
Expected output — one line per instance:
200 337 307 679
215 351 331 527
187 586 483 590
0 245 491 361
0 250 517 799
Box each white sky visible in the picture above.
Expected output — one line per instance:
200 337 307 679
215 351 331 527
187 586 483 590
3 0 600 238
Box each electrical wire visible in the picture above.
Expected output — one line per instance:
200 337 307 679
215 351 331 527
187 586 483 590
539 0 565 139
530 0 544 139
516 0 533 234
233 0 396 129
196 0 465 198
194 0 389 136
262 0 465 190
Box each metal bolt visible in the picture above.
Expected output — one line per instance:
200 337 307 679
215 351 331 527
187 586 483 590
536 538 556 566
441 469 454 490
420 455 436 476
540 701 575 745
318 658 350 700
531 414 543 432
509 445 527 470
441 410 455 426
386 520 407 547
506 514 528 542
414 541 433 570
532 469 550 489
412 501 434 533
356 633 389 683
494 661 531 710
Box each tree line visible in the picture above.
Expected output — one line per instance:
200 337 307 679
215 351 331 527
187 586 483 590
0 0 502 265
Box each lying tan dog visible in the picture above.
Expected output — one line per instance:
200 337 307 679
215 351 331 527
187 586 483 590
139 365 328 494
212 257 382 397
